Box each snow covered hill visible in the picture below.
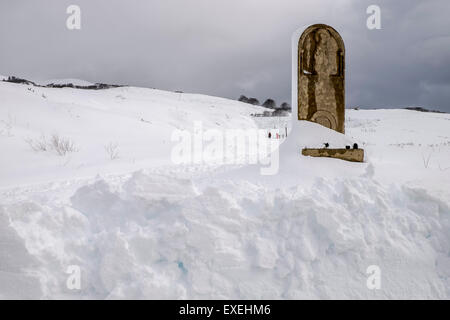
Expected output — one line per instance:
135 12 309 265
37 79 95 87
0 80 268 188
0 80 449 299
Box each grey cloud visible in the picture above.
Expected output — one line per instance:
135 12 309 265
0 0 449 112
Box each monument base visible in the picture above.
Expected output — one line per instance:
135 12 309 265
302 148 364 163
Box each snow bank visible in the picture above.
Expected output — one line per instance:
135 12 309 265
1 171 449 299
1 79 449 299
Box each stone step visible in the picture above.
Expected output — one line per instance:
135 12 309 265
302 148 364 163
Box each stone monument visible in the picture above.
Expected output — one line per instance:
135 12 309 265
297 24 345 133
293 24 364 162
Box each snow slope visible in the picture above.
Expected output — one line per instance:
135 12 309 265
38 78 95 87
0 80 449 299
0 81 268 188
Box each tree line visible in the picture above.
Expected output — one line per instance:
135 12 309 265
238 95 291 112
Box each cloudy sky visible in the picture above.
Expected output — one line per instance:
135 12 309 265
1 0 449 112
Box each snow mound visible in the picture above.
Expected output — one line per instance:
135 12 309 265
1 78 450 299
286 120 357 149
1 171 449 299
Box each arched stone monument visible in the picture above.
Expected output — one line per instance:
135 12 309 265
297 24 345 133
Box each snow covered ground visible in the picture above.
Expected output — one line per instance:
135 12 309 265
0 80 449 299
37 79 95 87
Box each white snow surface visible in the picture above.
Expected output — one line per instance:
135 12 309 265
38 78 95 87
0 80 449 299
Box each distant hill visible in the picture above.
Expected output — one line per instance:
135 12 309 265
2 75 121 90
405 106 446 114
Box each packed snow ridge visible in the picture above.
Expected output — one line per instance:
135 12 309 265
0 79 449 299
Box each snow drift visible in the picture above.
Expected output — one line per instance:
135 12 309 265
0 79 449 299
1 170 449 299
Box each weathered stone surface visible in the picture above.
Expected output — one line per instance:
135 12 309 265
302 148 364 163
298 24 345 133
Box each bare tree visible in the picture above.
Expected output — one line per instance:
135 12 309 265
25 135 48 152
25 133 78 156
104 142 119 160
50 134 78 156
422 151 433 169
